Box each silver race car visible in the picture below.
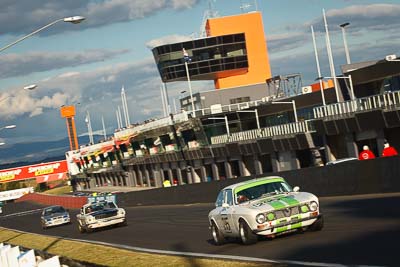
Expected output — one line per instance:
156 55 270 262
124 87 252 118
208 176 324 245
41 205 71 229
77 200 126 233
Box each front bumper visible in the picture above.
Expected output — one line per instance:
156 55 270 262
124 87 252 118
44 217 70 227
86 216 125 229
254 213 322 235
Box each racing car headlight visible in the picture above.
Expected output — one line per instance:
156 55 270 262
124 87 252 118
309 201 318 212
256 213 266 224
267 212 275 221
86 215 95 222
118 209 125 216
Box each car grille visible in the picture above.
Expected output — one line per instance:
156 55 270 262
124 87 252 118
51 216 64 220
275 206 300 219
95 211 118 220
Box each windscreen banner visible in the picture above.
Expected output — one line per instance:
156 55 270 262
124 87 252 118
0 160 68 183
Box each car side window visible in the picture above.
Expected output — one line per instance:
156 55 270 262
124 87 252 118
225 189 233 206
215 191 224 207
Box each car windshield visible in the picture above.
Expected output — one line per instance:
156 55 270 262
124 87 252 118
85 202 116 213
44 206 65 216
235 181 292 204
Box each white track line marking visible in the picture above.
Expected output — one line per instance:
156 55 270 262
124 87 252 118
54 236 385 267
0 209 42 219
0 227 385 267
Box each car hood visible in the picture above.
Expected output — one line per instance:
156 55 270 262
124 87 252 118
241 192 316 212
88 208 118 216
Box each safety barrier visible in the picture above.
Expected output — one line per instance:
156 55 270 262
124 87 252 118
211 120 314 145
0 243 62 267
15 193 87 209
117 155 400 206
313 91 400 119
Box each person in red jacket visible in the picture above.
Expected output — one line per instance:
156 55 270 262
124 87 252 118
382 142 398 157
359 145 376 160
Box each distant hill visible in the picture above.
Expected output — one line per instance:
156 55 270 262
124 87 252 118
0 135 104 169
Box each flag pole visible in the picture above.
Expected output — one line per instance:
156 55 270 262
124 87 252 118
183 48 195 117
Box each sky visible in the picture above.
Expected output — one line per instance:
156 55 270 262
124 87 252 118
0 0 399 155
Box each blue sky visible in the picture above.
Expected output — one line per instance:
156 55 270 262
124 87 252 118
0 0 399 159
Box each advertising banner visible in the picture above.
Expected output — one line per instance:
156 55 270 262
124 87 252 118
0 187 34 202
0 160 67 183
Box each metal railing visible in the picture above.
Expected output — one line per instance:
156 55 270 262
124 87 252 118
114 112 189 139
211 120 314 145
191 95 286 117
313 91 400 119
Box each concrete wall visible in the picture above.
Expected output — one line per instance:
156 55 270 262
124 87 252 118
16 193 87 209
118 156 400 206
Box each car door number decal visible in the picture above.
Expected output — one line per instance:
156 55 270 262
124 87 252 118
221 215 232 233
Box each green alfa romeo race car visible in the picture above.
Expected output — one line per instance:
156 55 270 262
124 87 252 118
208 176 324 245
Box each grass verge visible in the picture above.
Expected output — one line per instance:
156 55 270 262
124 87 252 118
43 185 72 195
0 227 272 267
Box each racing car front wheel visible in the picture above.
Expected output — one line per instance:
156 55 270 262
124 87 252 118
211 221 225 245
310 216 324 231
239 220 258 245
78 223 86 233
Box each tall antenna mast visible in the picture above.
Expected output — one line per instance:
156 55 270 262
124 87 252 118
199 0 219 38
240 0 258 13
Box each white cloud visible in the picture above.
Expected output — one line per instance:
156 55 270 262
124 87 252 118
0 0 201 35
146 34 192 49
0 49 129 79
267 4 400 54
268 32 308 53
58 72 81 78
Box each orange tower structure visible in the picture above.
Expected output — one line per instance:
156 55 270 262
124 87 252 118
206 12 272 89
60 105 79 151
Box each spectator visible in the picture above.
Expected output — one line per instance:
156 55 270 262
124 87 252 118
163 179 171 187
359 145 376 160
382 142 398 157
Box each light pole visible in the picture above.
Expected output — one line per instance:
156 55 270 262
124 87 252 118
183 48 195 117
85 110 94 145
340 22 351 64
317 76 355 100
237 109 260 129
208 116 230 136
0 16 85 53
0 84 37 103
385 54 400 62
271 100 298 123
0 125 16 131
0 125 17 146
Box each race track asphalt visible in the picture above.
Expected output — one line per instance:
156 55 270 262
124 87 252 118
0 193 399 266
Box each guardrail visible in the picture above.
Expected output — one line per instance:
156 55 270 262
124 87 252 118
313 91 400 119
211 120 314 145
